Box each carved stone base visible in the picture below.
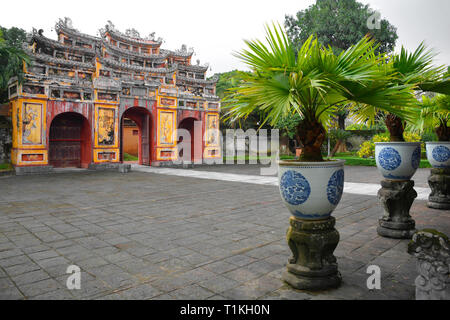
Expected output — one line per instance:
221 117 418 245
427 168 450 210
377 179 417 239
283 217 341 291
408 230 450 300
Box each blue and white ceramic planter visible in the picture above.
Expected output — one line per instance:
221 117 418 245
375 142 421 181
426 142 450 168
278 160 345 220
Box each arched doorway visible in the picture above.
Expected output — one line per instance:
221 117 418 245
178 117 198 163
120 107 152 165
49 112 91 168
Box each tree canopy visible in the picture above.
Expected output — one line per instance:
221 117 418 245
215 70 272 131
0 26 28 103
285 0 398 55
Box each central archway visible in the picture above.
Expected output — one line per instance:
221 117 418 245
49 112 91 168
178 117 199 163
120 107 152 165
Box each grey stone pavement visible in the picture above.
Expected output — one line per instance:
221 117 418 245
0 164 448 300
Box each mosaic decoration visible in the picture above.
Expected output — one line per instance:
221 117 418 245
327 169 344 205
411 146 421 169
206 114 219 146
378 147 401 171
279 170 311 206
98 108 115 145
22 103 42 145
159 111 174 144
432 146 450 163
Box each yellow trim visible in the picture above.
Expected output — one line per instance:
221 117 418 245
94 104 119 148
157 109 177 147
93 148 119 163
156 147 178 161
15 149 48 166
13 98 47 150
158 95 177 109
205 112 220 147
203 147 221 159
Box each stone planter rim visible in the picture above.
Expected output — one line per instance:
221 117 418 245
375 142 421 146
425 141 450 145
278 159 345 167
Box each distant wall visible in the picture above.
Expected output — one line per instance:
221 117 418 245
123 126 139 156
0 116 12 163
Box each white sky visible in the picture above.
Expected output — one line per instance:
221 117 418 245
1 0 449 75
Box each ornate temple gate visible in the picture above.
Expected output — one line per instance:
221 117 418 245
49 113 82 167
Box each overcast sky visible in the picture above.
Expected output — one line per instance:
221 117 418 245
1 0 449 75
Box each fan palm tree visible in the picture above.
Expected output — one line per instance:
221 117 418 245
224 24 418 161
352 44 449 142
409 94 450 141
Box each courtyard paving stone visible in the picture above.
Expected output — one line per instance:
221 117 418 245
0 165 448 300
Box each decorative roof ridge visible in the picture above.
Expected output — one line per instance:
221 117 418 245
162 45 194 58
178 63 209 72
30 32 96 55
102 40 167 60
25 47 95 69
177 74 219 84
100 57 177 74
100 21 163 46
55 18 101 42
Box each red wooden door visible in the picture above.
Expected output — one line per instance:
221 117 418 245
49 116 82 167
141 113 150 165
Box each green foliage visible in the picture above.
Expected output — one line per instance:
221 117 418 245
215 70 250 99
0 162 12 171
0 25 29 103
224 24 418 149
274 113 301 139
0 26 27 48
329 128 351 141
350 43 449 135
357 132 421 158
408 94 450 140
285 0 398 55
215 70 271 131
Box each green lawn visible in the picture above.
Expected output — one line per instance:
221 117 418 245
328 153 432 168
222 153 432 168
123 153 138 161
0 163 13 171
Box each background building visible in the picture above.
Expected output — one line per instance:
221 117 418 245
7 18 221 172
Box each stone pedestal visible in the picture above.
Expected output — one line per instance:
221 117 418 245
377 179 417 239
408 230 450 300
427 168 450 210
283 216 341 290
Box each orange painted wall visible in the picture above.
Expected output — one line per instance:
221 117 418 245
123 126 139 156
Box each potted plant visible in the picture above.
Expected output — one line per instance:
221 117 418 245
224 24 417 290
352 44 448 181
354 45 449 238
412 94 449 167
411 93 450 209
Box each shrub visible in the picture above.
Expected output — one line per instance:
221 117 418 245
357 132 422 158
357 134 389 158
